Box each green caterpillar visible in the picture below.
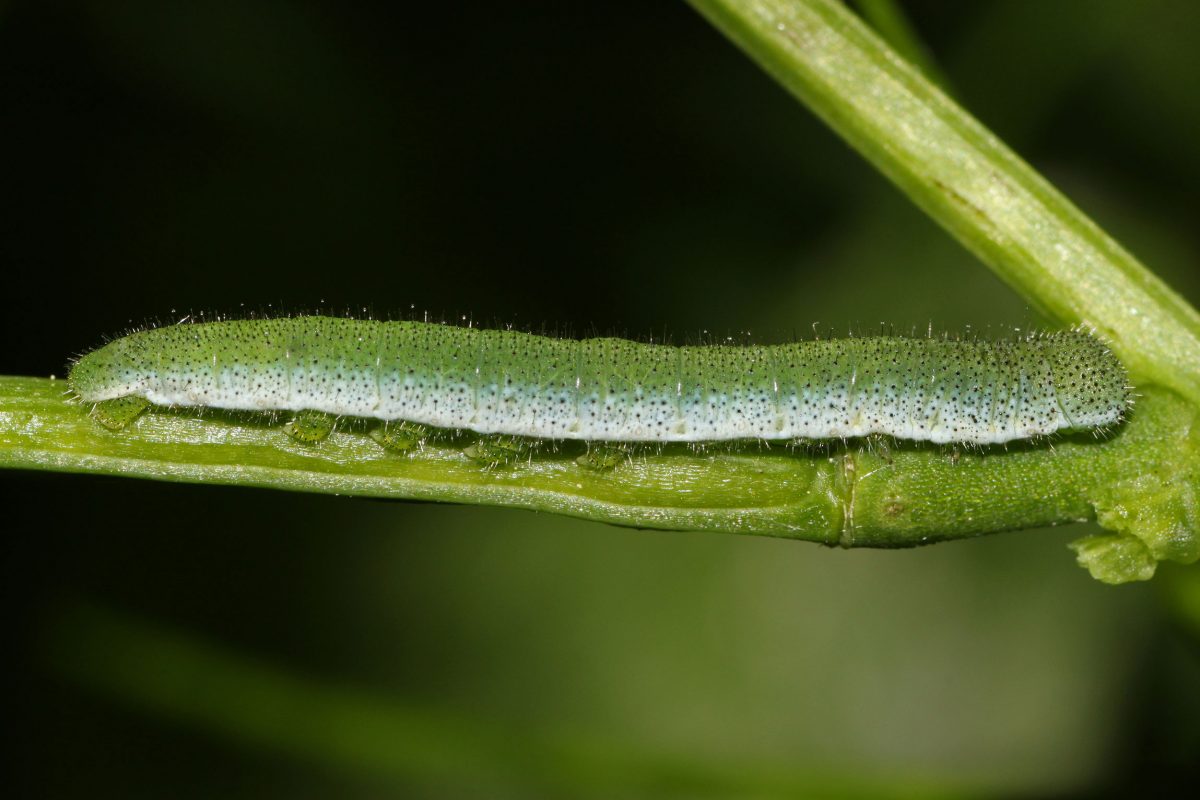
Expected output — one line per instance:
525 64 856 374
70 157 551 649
68 316 1129 452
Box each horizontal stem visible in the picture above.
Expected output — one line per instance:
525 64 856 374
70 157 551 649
1 376 1194 561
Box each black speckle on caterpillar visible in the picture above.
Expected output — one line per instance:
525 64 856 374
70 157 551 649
67 316 1131 454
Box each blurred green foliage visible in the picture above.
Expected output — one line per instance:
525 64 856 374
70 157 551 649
2 0 1198 796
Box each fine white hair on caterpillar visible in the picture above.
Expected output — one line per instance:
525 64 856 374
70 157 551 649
68 315 1130 448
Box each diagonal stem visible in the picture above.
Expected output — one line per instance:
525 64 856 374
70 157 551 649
688 0 1200 405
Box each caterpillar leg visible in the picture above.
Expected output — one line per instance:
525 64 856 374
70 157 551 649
90 396 151 430
787 437 834 456
576 443 629 470
283 410 336 444
369 421 430 453
464 435 535 468
865 434 894 464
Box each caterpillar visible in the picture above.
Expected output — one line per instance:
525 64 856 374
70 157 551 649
67 316 1129 457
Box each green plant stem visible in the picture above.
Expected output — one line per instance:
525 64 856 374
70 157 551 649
5 0 1200 581
851 0 950 90
3 376 1196 580
688 0 1200 407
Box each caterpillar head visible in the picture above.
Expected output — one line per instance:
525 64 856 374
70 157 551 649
1047 330 1130 430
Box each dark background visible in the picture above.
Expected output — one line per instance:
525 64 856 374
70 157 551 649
2 1 1198 796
